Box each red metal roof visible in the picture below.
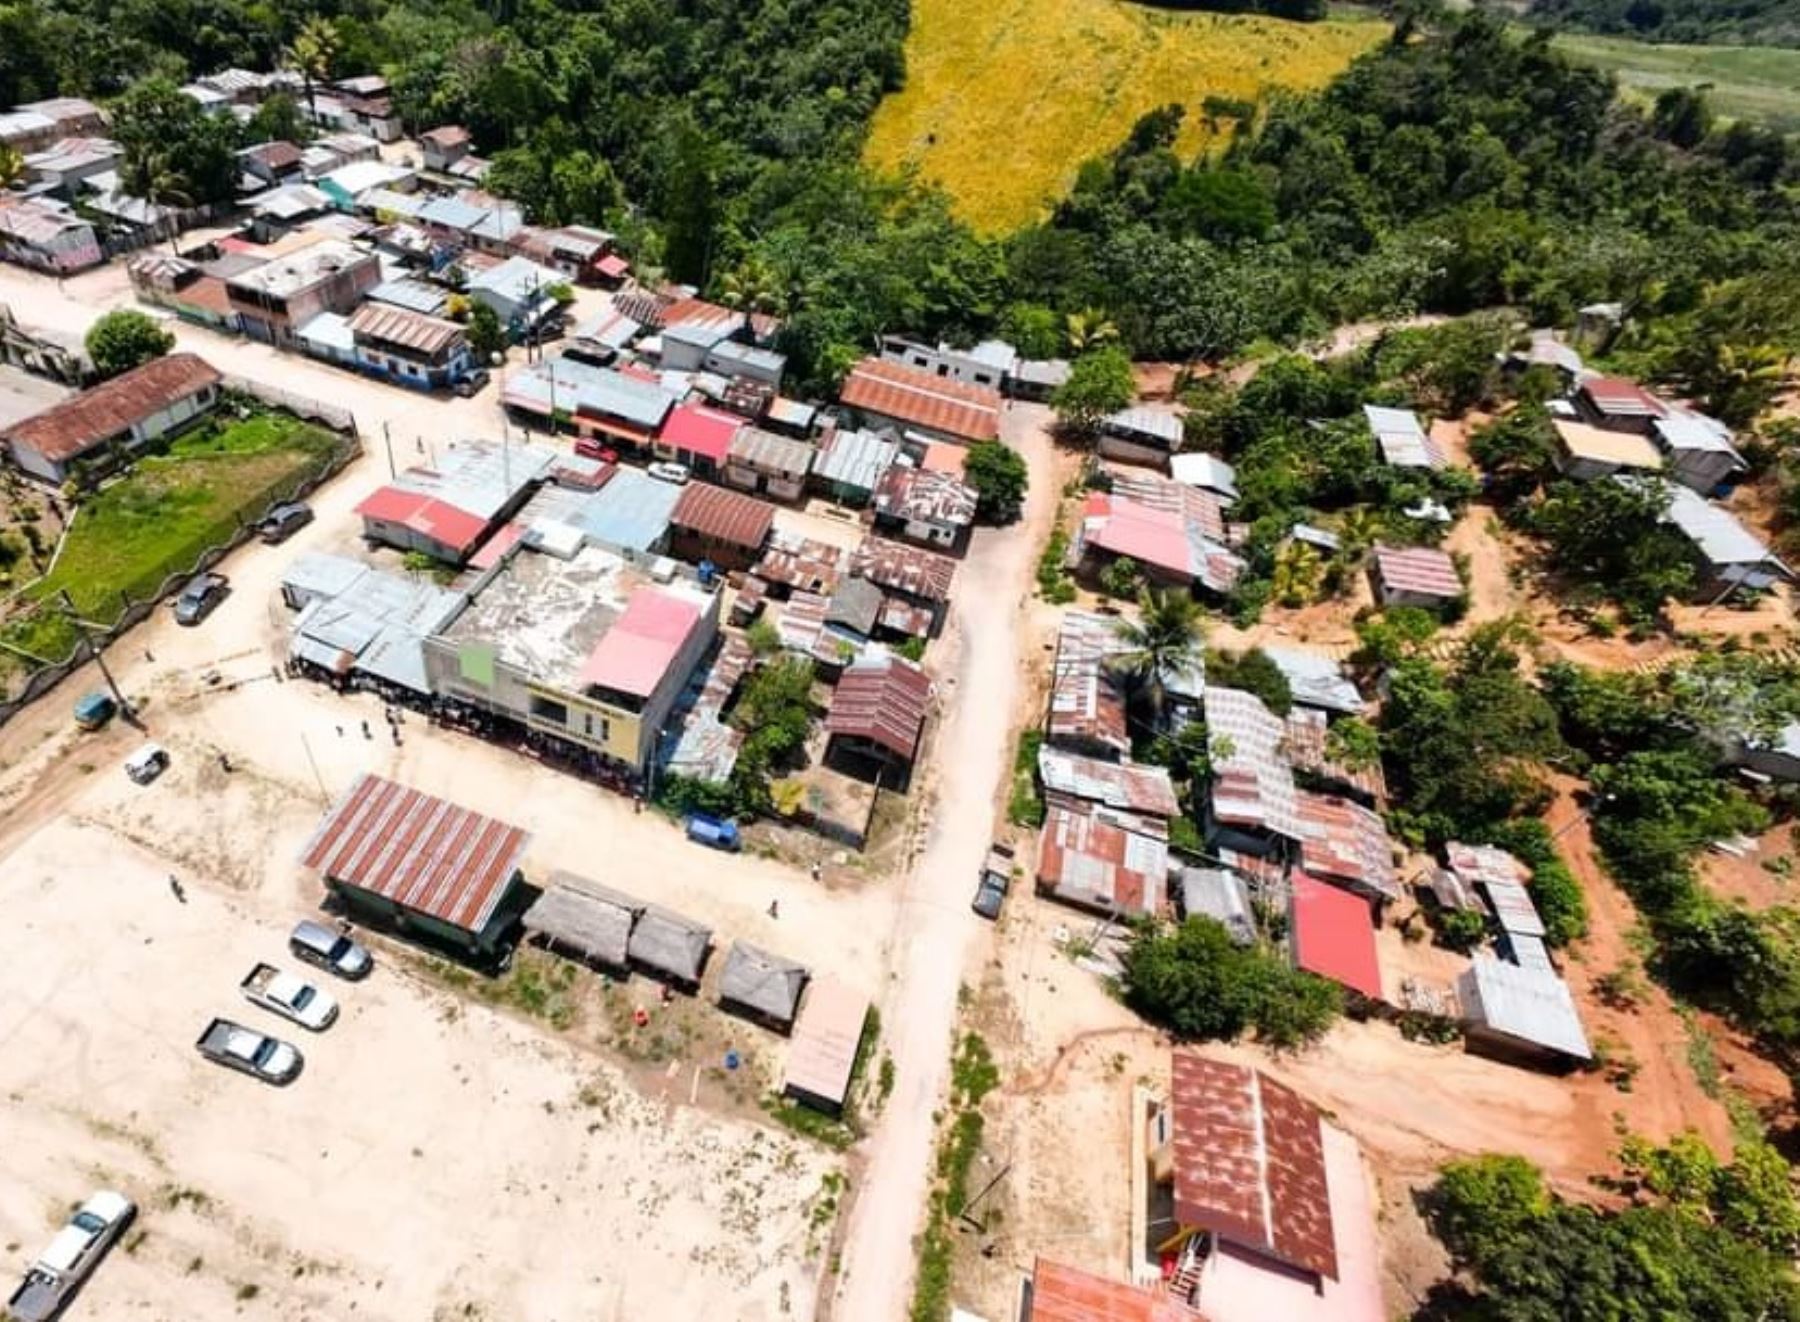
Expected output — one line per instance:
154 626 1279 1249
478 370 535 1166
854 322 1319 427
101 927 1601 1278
662 402 743 464
1036 802 1168 916
299 774 531 934
825 654 933 762
671 481 775 551
596 253 629 279
354 486 489 557
1289 872 1382 1001
1027 1258 1193 1322
1370 544 1461 600
1170 1052 1339 1282
839 357 1000 443
4 353 221 463
1580 375 1666 420
577 588 703 698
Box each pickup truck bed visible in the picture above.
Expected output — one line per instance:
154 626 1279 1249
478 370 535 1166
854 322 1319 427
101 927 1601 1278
8 1267 62 1322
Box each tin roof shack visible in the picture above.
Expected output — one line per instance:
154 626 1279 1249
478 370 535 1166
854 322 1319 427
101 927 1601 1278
1100 406 1183 466
725 426 815 503
423 542 720 776
1021 1258 1191 1322
1047 611 1132 761
1656 480 1794 596
1259 646 1365 716
871 464 978 554
520 870 642 972
286 562 465 696
226 237 380 348
839 357 1001 445
1364 404 1445 470
1459 955 1592 1071
355 437 557 564
851 537 957 637
717 941 809 1033
811 427 900 506
2 352 221 485
783 976 870 1116
669 482 775 573
300 774 532 964
1038 747 1181 825
826 653 933 785
1650 410 1747 494
1145 1055 1386 1322
0 196 102 276
1037 801 1170 918
1178 867 1255 945
754 531 850 599
503 358 678 450
627 904 713 990
1575 375 1667 434
1550 416 1664 481
1443 842 1540 947
1169 452 1238 504
1367 544 1463 612
1289 871 1383 1000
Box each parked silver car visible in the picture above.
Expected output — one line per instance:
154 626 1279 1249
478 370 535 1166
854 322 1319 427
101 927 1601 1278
288 919 373 981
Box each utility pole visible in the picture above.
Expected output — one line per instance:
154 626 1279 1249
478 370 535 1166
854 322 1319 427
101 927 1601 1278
298 730 329 803
58 589 129 717
382 421 396 479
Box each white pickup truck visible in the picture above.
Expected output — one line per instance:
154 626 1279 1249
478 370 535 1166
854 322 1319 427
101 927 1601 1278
240 963 338 1031
5 1190 134 1322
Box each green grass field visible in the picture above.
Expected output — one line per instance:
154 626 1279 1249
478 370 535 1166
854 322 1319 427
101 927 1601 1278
0 411 340 667
1550 33 1800 131
865 0 1386 232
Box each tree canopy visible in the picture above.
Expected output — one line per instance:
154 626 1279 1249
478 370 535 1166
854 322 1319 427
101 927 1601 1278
84 310 175 380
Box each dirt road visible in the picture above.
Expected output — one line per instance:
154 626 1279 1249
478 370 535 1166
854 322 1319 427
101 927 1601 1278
830 404 1059 1320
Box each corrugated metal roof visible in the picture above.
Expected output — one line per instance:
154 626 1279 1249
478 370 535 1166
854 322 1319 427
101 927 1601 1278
348 301 464 356
1038 747 1179 819
4 353 221 463
671 481 775 551
1025 1258 1191 1322
1104 406 1183 446
1047 611 1131 759
755 532 848 596
1659 481 1788 572
826 654 933 761
503 358 677 432
1169 1053 1340 1281
577 587 704 698
851 536 956 604
1179 867 1255 944
1444 842 1529 889
297 312 355 355
873 464 977 528
1294 792 1397 900
1553 418 1663 470
1460 956 1591 1061
662 402 744 464
1370 544 1461 600
367 277 447 315
1169 451 1238 501
1204 687 1302 842
1364 404 1445 470
719 941 808 1025
1579 375 1666 420
1260 647 1364 715
728 425 815 477
299 774 530 934
840 357 1000 443
1107 469 1228 544
784 975 869 1106
1290 871 1382 1000
1037 802 1168 916
1482 877 1545 939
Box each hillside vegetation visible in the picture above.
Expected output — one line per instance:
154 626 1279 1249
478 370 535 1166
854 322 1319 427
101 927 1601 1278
863 0 1383 231
1552 33 1800 132
1527 0 1800 47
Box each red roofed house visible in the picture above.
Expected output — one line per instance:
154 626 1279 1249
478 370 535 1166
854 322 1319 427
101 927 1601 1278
668 481 775 573
1288 870 1383 1000
825 652 933 785
657 401 743 477
1022 1258 1191 1322
299 772 534 963
1576 375 1667 434
1037 801 1170 918
355 436 556 564
839 356 1001 445
2 352 222 484
1145 1053 1386 1322
1076 488 1245 599
1367 543 1463 611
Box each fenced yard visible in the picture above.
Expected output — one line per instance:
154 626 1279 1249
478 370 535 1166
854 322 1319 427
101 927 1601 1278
0 401 357 703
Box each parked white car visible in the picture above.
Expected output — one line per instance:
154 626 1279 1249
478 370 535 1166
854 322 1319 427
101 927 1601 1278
122 744 169 785
647 461 690 485
240 963 339 1031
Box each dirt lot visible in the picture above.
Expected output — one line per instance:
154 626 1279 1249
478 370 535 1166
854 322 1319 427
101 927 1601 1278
0 813 840 1321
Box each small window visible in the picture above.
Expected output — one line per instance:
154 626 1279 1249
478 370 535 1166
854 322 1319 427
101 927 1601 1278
530 694 568 725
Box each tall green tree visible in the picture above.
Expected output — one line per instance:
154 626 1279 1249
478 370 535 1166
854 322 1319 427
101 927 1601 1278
111 77 238 211
1051 346 1134 437
84 310 175 380
1111 589 1205 716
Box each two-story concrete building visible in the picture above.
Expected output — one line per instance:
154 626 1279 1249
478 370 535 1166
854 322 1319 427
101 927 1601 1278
226 238 381 348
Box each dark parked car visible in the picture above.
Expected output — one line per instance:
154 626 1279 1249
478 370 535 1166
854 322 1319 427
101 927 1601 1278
257 501 313 543
453 367 490 398
289 919 373 981
173 572 228 626
972 843 1014 920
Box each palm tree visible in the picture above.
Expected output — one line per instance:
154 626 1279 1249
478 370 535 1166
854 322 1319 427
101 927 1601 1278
1066 308 1119 354
0 144 24 189
720 256 785 317
289 17 340 122
1111 589 1206 717
1336 508 1381 558
1272 542 1324 607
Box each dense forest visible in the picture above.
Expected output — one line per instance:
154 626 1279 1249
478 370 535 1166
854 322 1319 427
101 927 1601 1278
3 4 1796 396
1524 0 1800 47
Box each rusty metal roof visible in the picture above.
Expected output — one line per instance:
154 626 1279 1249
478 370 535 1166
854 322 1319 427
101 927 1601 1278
1169 1053 1339 1282
1281 707 1386 803
4 353 221 464
1444 842 1529 889
851 536 956 604
825 653 933 762
670 481 775 551
1204 687 1302 842
839 357 1001 442
755 531 849 596
298 774 531 935
347 300 465 357
872 464 977 529
1370 544 1461 600
1037 803 1169 917
1107 468 1227 544
1037 747 1179 819
1048 611 1131 760
1294 792 1397 900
